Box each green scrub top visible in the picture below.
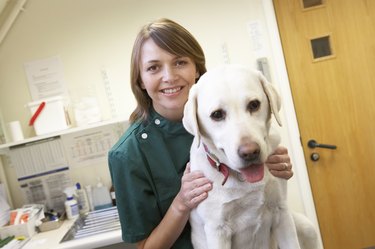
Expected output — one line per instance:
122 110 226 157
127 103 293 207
108 109 194 249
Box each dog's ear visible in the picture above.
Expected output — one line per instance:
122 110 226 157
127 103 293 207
258 72 282 126
183 84 201 145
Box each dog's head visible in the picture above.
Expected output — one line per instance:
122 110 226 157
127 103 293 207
183 65 282 182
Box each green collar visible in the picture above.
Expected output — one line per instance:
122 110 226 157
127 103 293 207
149 108 188 135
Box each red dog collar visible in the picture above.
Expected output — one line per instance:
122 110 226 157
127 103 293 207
203 144 230 185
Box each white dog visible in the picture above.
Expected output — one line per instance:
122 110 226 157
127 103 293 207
182 65 319 249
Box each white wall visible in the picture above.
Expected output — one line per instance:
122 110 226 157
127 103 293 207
0 0 312 217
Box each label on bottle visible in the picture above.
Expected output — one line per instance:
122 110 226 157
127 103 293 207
71 202 79 216
77 190 89 213
66 200 79 219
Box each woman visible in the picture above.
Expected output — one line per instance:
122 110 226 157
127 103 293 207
108 18 293 249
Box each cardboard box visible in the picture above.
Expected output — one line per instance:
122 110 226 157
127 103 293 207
27 96 70 136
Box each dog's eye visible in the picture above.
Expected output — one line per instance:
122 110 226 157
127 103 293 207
247 100 260 113
210 109 226 121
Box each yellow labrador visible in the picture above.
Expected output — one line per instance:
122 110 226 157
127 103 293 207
183 65 319 249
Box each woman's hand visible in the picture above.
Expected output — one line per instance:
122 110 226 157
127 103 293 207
266 146 293 180
174 163 212 213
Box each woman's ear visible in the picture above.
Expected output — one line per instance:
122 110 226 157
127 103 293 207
195 71 200 79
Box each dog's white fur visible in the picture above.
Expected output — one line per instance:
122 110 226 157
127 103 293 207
183 65 319 249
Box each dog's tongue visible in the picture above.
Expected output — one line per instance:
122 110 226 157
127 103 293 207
239 164 265 183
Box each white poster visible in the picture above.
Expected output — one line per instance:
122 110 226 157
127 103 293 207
60 122 125 168
8 137 68 179
19 168 72 213
24 56 69 101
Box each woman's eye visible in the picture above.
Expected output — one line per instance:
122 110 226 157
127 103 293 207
147 65 159 72
176 60 187 67
247 100 260 113
210 109 226 121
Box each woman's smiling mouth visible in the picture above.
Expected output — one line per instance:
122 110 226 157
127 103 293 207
161 86 182 94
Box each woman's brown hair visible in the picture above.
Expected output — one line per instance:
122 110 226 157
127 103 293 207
129 18 206 123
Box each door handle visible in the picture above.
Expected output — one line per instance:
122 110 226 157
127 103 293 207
308 139 337 150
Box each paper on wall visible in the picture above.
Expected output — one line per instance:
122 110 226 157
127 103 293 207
60 122 125 168
8 137 68 179
24 56 69 101
7 137 71 213
18 168 72 213
5 121 128 211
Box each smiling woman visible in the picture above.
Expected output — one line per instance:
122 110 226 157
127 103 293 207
138 39 199 121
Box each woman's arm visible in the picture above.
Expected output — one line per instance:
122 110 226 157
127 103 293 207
137 163 212 249
266 146 294 179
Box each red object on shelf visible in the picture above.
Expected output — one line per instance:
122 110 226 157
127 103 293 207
28 101 46 126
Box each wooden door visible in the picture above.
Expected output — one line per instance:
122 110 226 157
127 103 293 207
273 0 375 248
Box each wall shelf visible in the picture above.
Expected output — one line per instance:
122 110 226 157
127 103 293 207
0 118 127 154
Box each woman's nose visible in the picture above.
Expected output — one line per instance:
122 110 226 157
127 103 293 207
162 66 178 82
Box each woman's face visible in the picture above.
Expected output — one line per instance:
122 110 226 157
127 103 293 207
139 38 199 121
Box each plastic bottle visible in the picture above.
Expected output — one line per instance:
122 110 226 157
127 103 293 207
75 183 90 215
85 185 94 211
63 187 79 220
92 178 112 210
110 184 116 206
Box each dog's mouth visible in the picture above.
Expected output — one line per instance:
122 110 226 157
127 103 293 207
239 163 264 183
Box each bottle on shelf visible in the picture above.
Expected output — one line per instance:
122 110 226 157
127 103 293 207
110 184 116 206
75 182 90 214
84 185 94 211
92 178 112 210
63 187 79 220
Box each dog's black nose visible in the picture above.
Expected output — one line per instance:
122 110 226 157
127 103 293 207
238 142 260 162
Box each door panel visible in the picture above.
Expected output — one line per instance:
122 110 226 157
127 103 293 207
273 0 375 248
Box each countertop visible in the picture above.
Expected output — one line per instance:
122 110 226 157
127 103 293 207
22 218 124 249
